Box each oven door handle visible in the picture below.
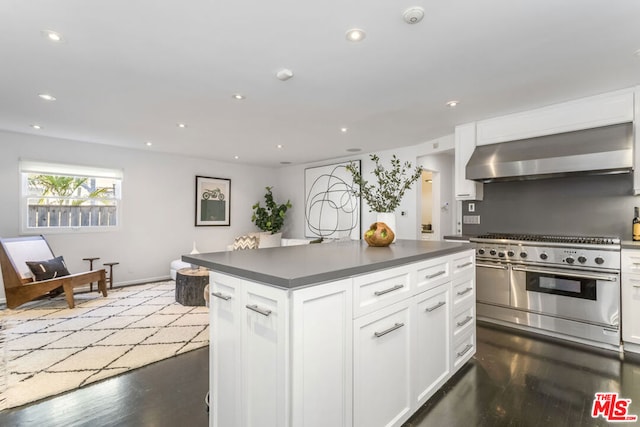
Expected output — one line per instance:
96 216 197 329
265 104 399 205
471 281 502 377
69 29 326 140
476 263 508 270
511 265 618 282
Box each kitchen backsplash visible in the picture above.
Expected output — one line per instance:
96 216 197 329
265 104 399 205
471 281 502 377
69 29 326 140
462 173 637 239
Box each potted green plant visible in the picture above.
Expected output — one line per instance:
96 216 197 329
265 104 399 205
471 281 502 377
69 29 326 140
251 187 292 247
346 154 422 240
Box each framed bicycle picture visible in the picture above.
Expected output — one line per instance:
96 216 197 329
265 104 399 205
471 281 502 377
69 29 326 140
195 176 231 226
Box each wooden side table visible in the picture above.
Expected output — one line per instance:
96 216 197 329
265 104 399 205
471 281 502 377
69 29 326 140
176 268 209 306
103 262 119 289
83 257 100 292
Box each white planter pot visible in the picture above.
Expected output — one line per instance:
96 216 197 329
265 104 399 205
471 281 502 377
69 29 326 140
259 232 282 248
376 212 397 242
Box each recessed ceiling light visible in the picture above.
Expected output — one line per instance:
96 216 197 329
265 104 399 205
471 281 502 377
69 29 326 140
234 155 240 160
276 144 283 149
346 148 362 152
340 127 348 133
346 29 366 42
276 69 294 81
38 93 56 101
446 100 459 108
42 30 63 42
177 123 187 128
145 141 153 147
232 94 245 100
31 124 42 130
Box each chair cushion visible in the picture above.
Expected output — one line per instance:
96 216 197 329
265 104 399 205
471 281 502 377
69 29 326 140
25 256 70 281
233 235 259 250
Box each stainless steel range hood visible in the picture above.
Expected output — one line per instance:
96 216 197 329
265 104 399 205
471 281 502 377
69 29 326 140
466 122 633 183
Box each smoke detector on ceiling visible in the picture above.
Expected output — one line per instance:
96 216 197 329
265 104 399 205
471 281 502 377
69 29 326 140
403 7 424 24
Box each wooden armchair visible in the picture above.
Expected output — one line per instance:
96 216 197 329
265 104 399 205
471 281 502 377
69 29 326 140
0 235 107 309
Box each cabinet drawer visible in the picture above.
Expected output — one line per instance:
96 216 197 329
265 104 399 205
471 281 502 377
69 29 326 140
416 258 450 292
451 251 475 278
452 276 475 309
452 304 475 341
622 249 640 273
452 331 475 370
353 266 412 317
353 299 412 427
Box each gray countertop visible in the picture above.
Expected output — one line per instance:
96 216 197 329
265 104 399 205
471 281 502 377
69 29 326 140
622 241 640 249
183 239 472 289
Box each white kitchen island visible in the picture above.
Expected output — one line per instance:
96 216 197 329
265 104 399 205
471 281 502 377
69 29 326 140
183 239 476 427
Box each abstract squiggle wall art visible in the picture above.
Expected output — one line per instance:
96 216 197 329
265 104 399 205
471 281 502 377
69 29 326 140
304 161 361 239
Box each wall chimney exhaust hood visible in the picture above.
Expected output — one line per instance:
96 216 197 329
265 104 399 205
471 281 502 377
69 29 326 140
466 122 633 183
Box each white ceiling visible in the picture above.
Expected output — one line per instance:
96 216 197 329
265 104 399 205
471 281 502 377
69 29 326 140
1 0 640 167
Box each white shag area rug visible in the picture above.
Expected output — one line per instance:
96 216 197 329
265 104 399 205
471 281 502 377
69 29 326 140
0 281 209 410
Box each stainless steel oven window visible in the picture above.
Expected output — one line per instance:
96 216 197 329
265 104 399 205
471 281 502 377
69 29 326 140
525 272 596 301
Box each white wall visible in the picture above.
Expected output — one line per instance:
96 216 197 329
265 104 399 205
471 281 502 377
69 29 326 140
0 131 276 300
274 135 455 239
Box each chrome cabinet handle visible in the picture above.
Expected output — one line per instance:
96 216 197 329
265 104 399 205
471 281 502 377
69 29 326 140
246 304 272 317
374 322 405 338
457 344 473 358
456 287 473 296
211 291 231 301
456 261 473 269
425 270 446 279
374 284 404 296
457 316 473 327
457 193 470 197
425 301 446 312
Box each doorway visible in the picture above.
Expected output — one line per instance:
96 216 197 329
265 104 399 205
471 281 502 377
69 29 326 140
421 171 435 240
417 152 455 240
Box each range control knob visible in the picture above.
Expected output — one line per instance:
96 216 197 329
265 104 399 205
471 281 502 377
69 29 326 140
520 252 528 258
578 256 587 264
566 256 575 264
498 252 505 258
507 250 515 257
478 248 485 255
595 257 605 265
489 249 497 256
540 253 548 260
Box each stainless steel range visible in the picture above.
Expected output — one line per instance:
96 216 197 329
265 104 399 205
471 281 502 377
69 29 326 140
470 233 621 350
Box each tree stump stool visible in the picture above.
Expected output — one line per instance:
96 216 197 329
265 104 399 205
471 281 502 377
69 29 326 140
176 268 209 306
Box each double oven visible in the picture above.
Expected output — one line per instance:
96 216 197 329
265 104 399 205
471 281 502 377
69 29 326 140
470 233 621 349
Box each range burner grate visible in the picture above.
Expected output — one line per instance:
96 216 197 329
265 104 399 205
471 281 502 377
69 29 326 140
475 233 620 245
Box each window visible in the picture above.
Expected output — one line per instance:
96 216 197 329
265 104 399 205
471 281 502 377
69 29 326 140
20 161 123 232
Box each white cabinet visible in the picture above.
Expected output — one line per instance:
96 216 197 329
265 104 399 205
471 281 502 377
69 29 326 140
210 274 352 427
352 249 475 427
242 281 288 427
622 249 640 352
454 123 483 201
476 89 634 146
210 275 288 427
413 284 450 406
291 280 353 427
209 273 242 427
354 299 413 427
209 249 475 427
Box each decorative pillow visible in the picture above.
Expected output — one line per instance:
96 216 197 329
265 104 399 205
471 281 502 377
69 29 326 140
233 235 259 251
25 256 70 281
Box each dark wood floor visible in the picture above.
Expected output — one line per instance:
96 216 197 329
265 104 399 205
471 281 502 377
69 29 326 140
2 323 639 427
